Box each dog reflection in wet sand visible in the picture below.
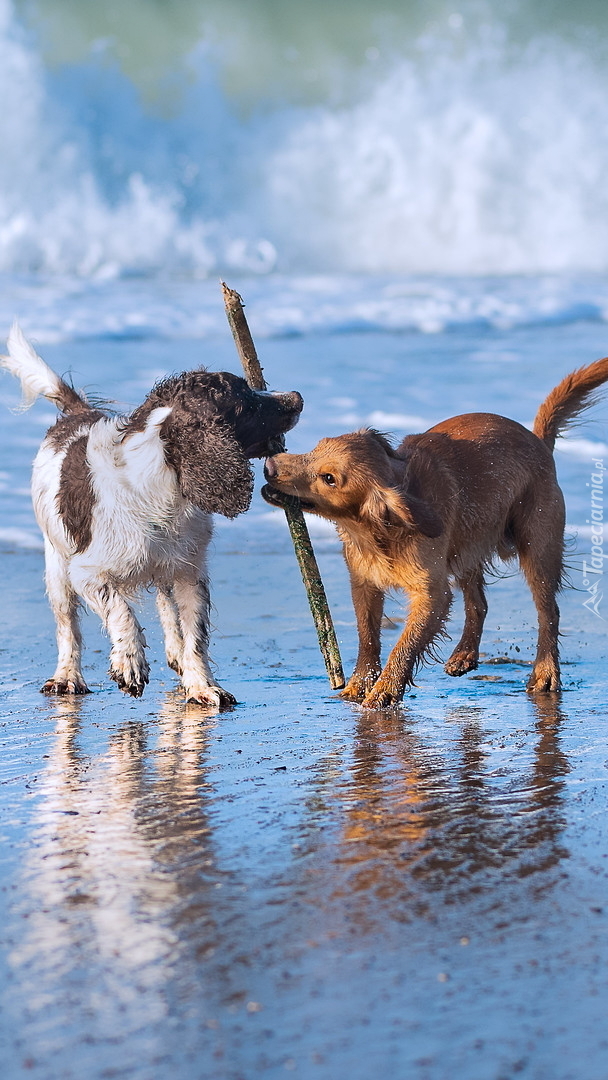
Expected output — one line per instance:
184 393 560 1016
264 355 608 708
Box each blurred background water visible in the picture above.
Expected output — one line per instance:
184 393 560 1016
3 0 608 286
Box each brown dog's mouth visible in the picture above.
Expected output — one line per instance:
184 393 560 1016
261 483 316 511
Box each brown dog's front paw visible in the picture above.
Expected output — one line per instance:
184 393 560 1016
360 681 406 710
340 684 365 702
339 670 380 703
444 650 479 677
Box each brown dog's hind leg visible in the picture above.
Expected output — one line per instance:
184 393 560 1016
522 566 562 692
361 575 453 709
444 568 487 676
340 575 384 702
515 506 564 693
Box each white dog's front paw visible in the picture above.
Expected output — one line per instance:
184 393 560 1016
109 652 150 698
183 682 237 709
41 674 90 695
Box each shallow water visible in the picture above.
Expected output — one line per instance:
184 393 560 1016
1 311 608 1078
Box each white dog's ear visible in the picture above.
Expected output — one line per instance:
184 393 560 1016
162 418 254 518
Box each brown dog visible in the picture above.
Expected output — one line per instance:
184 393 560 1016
263 357 608 708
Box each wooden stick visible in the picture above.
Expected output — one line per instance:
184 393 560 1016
221 282 345 690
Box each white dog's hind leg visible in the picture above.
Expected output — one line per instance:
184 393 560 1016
42 542 90 695
171 574 236 708
156 587 184 675
82 584 150 697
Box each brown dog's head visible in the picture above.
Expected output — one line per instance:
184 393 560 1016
264 429 443 539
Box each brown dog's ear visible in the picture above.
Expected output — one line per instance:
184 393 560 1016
363 484 443 538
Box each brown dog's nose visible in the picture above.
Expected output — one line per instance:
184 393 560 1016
264 457 278 479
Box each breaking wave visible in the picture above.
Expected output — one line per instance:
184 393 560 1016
2 0 608 279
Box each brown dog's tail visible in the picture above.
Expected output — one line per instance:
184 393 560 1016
0 321 88 415
533 356 608 451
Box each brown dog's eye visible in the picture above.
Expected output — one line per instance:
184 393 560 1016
320 473 336 486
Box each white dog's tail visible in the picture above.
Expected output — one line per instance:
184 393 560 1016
0 322 89 414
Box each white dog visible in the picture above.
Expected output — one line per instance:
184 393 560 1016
1 325 302 707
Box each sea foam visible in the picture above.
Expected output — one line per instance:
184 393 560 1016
2 2 608 279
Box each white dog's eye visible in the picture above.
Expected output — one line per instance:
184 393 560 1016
320 473 336 486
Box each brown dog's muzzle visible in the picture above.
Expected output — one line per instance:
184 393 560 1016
262 454 311 510
263 456 279 479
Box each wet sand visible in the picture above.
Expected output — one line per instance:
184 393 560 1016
1 536 608 1079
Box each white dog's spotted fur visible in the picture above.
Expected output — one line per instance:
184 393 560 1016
2 324 302 707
